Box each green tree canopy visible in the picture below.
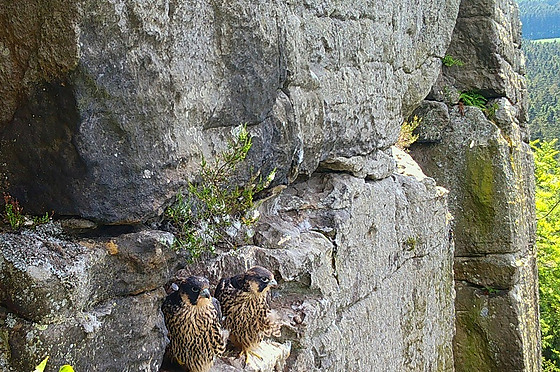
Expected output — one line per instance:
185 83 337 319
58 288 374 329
532 139 560 370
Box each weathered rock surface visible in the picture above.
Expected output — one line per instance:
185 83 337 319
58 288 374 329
413 104 539 372
1 153 455 372
0 0 459 223
0 0 540 371
186 155 455 371
414 106 532 257
428 0 526 115
0 224 177 371
410 0 540 369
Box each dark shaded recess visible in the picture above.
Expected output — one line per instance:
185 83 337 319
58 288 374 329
63 223 143 239
0 80 86 216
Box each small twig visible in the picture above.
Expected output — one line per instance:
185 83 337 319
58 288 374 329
539 197 560 220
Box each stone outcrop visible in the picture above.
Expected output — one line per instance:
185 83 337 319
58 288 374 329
1 152 455 372
410 0 540 370
194 158 454 371
0 0 539 371
0 0 459 223
0 224 176 371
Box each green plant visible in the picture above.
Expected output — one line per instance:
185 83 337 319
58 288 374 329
484 102 499 122
404 237 417 250
483 286 500 295
459 90 488 110
442 55 465 67
34 356 74 372
33 213 51 225
396 116 422 150
2 193 52 231
3 193 25 230
164 124 275 259
543 357 560 372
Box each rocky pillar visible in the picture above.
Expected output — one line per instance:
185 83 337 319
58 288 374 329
410 0 540 370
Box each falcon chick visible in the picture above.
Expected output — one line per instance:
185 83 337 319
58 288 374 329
162 276 226 372
214 266 281 364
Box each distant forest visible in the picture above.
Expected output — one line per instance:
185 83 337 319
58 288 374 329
523 40 560 141
518 0 560 39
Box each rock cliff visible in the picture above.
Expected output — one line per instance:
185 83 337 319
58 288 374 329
0 0 538 371
411 0 540 369
0 0 458 223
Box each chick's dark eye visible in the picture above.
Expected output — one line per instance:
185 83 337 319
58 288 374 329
261 277 269 283
192 287 200 293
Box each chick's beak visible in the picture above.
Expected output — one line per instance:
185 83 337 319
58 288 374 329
269 279 278 287
200 288 211 299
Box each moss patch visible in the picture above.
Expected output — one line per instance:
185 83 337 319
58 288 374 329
454 309 496 371
462 145 498 242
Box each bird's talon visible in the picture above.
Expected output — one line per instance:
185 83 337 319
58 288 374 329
244 349 263 366
249 349 264 360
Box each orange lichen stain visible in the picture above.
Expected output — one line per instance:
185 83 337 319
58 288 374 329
105 240 119 255
79 240 96 250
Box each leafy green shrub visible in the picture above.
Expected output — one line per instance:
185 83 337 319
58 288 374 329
459 90 488 109
164 125 274 259
543 358 560 372
396 116 422 150
532 139 560 370
441 55 465 67
458 91 499 121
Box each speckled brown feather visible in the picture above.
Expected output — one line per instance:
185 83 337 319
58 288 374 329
162 278 225 372
214 267 280 352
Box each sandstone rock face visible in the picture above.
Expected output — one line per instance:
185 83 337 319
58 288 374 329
0 0 459 223
0 0 539 371
199 168 454 371
410 0 540 370
1 154 456 372
412 106 538 371
255 170 455 371
428 0 527 115
0 225 177 371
